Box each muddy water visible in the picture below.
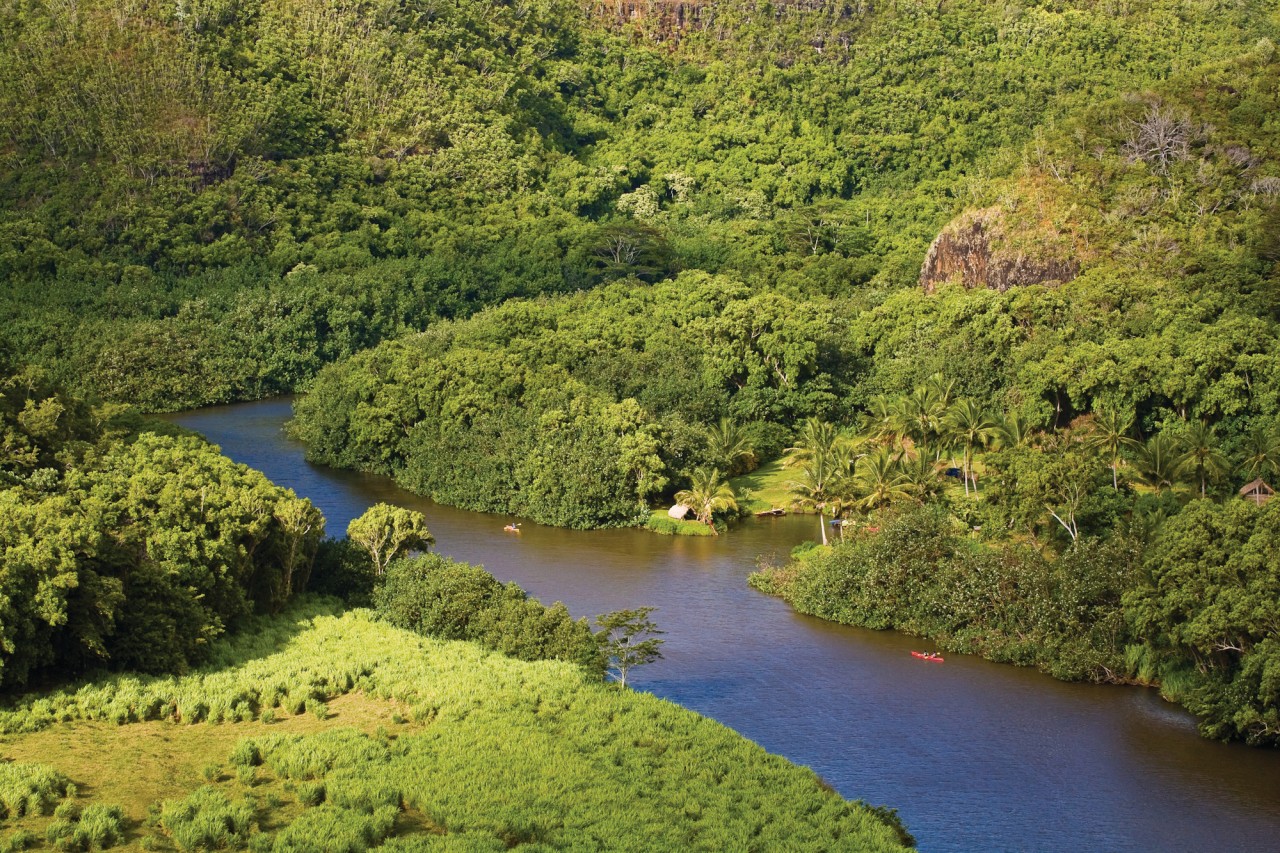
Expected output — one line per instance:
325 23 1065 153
170 398 1280 853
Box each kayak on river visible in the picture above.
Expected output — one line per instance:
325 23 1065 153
911 651 944 663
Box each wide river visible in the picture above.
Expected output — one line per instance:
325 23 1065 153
171 398 1280 853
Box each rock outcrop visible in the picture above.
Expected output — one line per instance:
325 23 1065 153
919 207 1079 293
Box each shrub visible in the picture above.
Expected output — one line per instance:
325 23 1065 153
0 762 71 819
269 805 397 853
0 830 37 853
375 556 602 674
159 787 255 851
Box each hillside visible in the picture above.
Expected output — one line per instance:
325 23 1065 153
0 601 913 851
1 0 1275 411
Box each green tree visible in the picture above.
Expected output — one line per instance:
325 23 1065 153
851 446 912 513
673 467 739 534
704 416 756 476
942 398 1001 496
1087 409 1139 491
1177 421 1230 498
1131 433 1182 493
1238 425 1280 481
346 504 433 576
594 607 665 689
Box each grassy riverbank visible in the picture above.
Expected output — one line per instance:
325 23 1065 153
0 600 913 851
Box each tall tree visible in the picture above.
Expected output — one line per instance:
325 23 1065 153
346 503 433 576
1177 422 1230 498
1088 409 1139 491
594 607 665 689
1131 434 1182 494
942 398 1001 496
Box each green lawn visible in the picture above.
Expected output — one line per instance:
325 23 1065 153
731 459 799 514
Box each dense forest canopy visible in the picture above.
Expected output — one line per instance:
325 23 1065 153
1 0 1276 409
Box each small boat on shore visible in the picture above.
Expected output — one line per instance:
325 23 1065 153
754 508 787 517
911 651 943 663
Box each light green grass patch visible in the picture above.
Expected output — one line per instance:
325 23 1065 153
0 599 913 851
644 510 714 536
731 459 800 514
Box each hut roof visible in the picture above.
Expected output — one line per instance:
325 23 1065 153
1239 478 1274 496
667 504 692 519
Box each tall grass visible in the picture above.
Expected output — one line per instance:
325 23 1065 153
1 599 913 851
0 763 71 819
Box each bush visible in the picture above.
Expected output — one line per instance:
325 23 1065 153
0 762 71 819
375 556 602 674
159 787 255 851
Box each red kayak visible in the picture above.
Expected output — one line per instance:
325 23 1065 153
911 651 944 663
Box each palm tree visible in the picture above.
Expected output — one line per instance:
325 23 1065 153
942 398 1001 496
705 417 755 476
1130 433 1181 493
784 418 856 545
785 418 842 466
851 446 913 512
1239 425 1280 480
893 384 947 451
1088 408 1139 491
897 451 944 504
674 466 739 534
1177 421 1230 498
993 411 1032 450
860 395 900 445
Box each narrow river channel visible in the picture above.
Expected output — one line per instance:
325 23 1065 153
169 398 1280 853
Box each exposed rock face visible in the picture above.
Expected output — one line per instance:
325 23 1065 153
919 208 1079 293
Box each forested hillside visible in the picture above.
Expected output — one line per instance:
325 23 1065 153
2 0 1275 409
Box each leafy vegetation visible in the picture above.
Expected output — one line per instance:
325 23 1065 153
0 371 325 689
0 603 913 850
374 555 603 674
1 0 1278 753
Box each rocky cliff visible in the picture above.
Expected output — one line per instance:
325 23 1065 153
919 207 1080 293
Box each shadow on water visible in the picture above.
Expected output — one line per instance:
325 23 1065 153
167 398 1280 853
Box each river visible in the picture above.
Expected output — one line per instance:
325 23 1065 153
169 398 1280 853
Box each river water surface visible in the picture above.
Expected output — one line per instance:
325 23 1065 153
170 398 1280 853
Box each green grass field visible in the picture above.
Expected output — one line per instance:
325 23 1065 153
732 459 800 515
0 599 913 851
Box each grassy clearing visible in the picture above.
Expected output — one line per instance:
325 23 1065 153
731 459 799 514
643 510 714 536
0 599 913 851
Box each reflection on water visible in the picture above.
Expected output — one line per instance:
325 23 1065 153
168 399 1280 853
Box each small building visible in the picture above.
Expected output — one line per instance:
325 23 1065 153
667 504 692 519
1239 478 1274 506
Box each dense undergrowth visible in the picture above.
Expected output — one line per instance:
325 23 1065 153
0 601 914 851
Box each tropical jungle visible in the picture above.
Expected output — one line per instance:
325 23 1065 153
1 0 1279 846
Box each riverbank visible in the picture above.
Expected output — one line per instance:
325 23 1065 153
165 398 1280 853
0 603 914 851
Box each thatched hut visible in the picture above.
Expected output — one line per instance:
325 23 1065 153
667 504 692 519
1239 478 1274 506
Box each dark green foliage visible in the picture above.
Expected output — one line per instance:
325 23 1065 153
292 274 842 527
0 374 325 689
375 555 603 674
1125 499 1280 744
754 505 1143 681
